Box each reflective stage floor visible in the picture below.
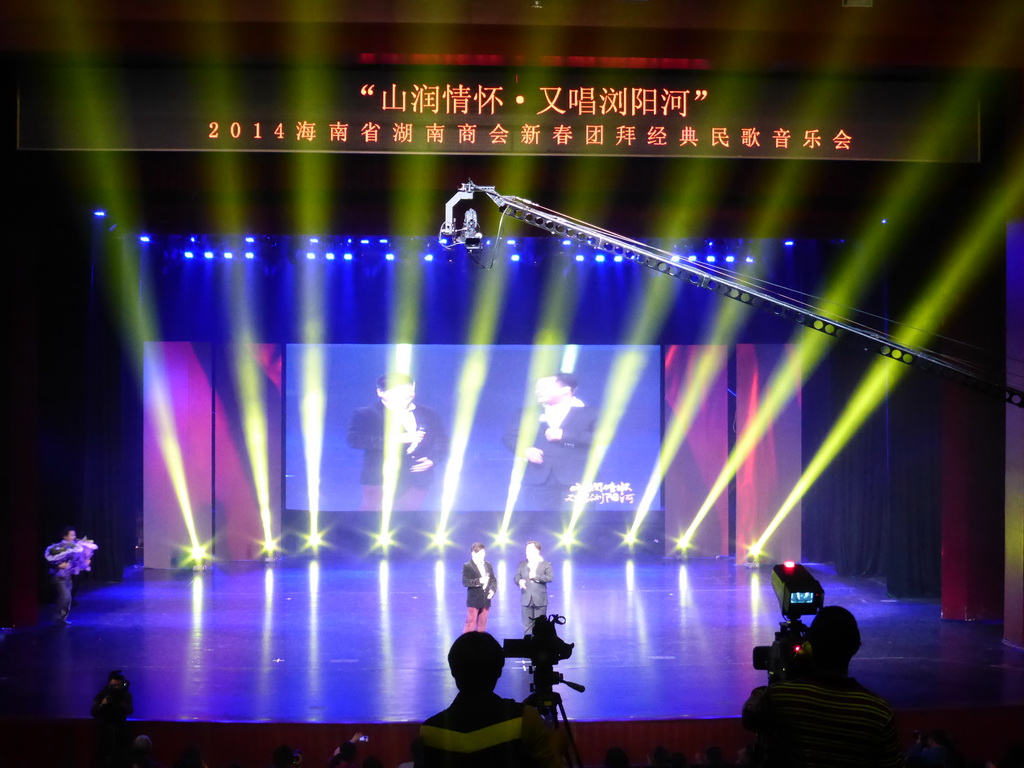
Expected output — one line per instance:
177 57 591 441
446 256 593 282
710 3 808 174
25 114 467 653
3 556 1024 724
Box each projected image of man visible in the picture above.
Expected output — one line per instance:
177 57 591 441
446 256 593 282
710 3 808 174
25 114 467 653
505 372 595 511
347 372 448 512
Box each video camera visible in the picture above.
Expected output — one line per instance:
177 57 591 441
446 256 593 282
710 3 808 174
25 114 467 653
503 615 579 696
751 562 824 684
504 615 585 768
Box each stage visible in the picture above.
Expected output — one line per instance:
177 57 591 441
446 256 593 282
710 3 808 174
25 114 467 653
4 556 1024 726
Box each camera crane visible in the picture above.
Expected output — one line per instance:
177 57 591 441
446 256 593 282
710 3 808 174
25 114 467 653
440 181 1023 409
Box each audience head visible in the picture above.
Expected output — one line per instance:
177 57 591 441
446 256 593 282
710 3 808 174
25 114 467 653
447 631 504 693
807 605 861 672
334 740 357 763
649 745 672 766
704 745 725 765
271 744 301 768
173 745 206 768
604 746 630 768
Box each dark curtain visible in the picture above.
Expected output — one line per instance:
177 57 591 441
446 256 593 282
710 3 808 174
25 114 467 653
77 238 141 583
803 347 889 577
803 346 942 597
883 374 943 597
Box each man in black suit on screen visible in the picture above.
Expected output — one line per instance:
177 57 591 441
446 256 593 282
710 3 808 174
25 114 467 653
347 372 448 512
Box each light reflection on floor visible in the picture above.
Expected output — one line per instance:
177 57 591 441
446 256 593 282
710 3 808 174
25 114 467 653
3 557 1023 723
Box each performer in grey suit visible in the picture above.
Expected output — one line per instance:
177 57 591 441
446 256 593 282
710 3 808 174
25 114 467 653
515 540 553 636
503 372 595 511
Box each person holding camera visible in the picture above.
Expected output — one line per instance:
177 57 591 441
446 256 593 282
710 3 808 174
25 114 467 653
462 543 497 633
418 632 561 768
741 605 901 768
516 540 553 636
91 670 134 768
44 525 98 624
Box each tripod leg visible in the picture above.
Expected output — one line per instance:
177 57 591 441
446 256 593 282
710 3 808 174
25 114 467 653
556 698 584 768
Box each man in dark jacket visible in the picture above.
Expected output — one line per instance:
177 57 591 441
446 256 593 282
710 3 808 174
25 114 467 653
419 632 560 768
348 372 448 512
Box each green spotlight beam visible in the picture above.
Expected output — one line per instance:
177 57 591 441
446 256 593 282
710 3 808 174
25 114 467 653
373 347 415 552
435 266 512 548
226 282 277 555
144 348 204 555
499 261 582 545
296 270 330 551
298 342 328 550
567 277 676 542
754 145 1024 554
47 0 212 565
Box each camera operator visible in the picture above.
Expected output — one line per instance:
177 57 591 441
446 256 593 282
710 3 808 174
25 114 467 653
741 606 901 768
91 669 134 768
418 632 561 768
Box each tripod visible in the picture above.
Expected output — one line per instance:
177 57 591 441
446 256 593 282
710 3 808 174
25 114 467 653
524 664 585 768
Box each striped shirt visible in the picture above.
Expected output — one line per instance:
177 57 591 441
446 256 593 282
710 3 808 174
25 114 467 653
743 676 902 768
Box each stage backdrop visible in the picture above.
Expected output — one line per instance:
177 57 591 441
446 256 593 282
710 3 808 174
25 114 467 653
141 341 808 563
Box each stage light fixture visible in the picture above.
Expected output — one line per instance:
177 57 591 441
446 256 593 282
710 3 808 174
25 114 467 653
224 252 233 259
614 255 624 262
245 236 255 243
424 253 434 262
575 254 584 262
139 235 151 243
511 253 521 262
385 253 395 261
204 251 214 259
343 252 353 261
595 254 605 262
184 251 194 259
93 210 107 217
245 252 254 260
306 252 315 260
325 252 335 260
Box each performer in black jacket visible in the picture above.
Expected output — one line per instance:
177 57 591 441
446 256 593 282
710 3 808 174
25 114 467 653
461 542 497 633
347 372 448 512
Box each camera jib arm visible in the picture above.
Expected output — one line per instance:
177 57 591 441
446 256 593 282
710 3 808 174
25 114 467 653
441 181 1023 409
